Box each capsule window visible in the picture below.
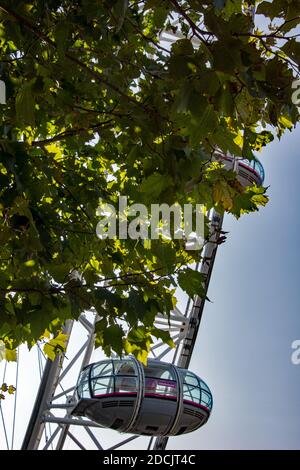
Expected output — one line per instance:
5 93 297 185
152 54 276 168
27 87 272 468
77 380 91 399
114 360 137 376
79 367 90 383
92 377 114 396
115 376 137 393
91 361 113 378
144 363 177 398
144 363 176 381
183 372 199 387
199 380 210 392
201 390 211 407
144 377 177 397
183 384 201 404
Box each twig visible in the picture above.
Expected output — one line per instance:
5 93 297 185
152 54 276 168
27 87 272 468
168 0 210 45
31 119 114 146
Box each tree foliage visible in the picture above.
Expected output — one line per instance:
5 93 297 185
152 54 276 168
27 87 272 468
0 0 299 359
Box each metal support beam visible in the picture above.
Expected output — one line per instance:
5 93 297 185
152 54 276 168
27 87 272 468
43 417 103 428
21 321 74 450
108 436 139 451
153 210 223 450
55 316 96 450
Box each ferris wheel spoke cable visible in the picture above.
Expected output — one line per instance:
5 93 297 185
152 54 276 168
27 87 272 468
0 402 9 450
107 435 139 451
37 342 67 397
11 348 19 450
0 362 9 450
37 346 53 448
2 360 7 384
43 425 60 450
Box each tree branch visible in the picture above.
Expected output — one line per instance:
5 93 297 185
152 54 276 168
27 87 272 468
0 4 144 109
168 0 210 45
272 16 300 36
31 119 114 146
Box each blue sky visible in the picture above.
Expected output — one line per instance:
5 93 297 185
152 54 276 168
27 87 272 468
167 125 300 449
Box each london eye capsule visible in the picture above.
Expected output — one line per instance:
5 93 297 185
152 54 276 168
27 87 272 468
72 358 213 436
214 151 265 187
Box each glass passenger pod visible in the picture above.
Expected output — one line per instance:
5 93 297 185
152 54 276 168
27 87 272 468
214 151 265 187
73 358 213 436
180 370 213 411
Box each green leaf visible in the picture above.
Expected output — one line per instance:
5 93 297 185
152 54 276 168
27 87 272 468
174 81 194 114
44 342 56 361
5 348 17 362
152 6 169 29
214 85 234 116
213 128 243 156
230 186 269 218
144 0 163 10
112 0 128 33
15 81 36 126
282 39 300 66
124 326 153 364
139 173 173 199
8 385 16 395
126 290 148 326
212 43 241 73
151 328 175 348
168 55 191 79
278 115 293 129
171 39 194 57
103 324 124 356
213 178 234 210
256 1 284 20
54 21 71 58
178 268 206 298
223 0 242 19
189 104 218 145
0 341 6 361
43 333 68 360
